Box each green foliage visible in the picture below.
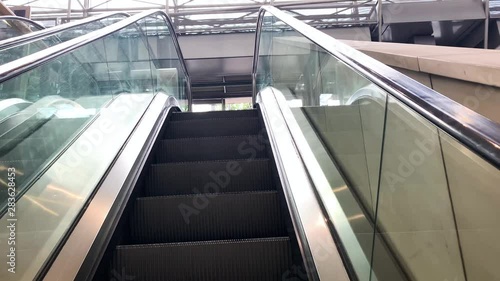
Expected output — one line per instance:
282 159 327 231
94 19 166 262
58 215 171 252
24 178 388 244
226 102 252 111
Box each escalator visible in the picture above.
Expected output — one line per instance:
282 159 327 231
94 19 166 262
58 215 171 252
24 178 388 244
0 5 499 281
95 109 303 280
0 9 211 281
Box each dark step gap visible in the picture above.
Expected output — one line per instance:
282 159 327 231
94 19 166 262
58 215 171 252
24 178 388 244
146 159 273 196
165 117 261 138
156 135 267 163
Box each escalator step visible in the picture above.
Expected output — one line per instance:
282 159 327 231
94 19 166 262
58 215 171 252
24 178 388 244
112 237 292 281
165 117 261 139
131 191 286 243
170 109 258 121
146 159 273 196
156 135 267 163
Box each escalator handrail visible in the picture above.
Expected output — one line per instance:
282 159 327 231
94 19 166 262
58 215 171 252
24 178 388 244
252 5 500 169
0 12 129 50
0 9 192 106
0 15 45 31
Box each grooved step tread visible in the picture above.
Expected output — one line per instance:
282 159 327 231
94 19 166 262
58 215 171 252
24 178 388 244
170 109 258 121
131 191 286 244
165 117 261 139
113 237 292 281
146 159 273 196
156 135 267 163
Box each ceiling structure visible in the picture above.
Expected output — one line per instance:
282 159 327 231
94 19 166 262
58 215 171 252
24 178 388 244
3 0 379 33
3 0 499 102
2 0 496 42
3 1 496 42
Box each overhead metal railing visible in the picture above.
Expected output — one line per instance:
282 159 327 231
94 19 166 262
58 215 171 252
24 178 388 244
0 11 129 50
5 0 378 34
0 9 192 109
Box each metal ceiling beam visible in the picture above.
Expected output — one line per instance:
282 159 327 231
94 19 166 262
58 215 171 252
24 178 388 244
170 0 373 10
486 0 490 48
31 1 375 16
16 0 378 32
178 13 371 25
84 0 89 17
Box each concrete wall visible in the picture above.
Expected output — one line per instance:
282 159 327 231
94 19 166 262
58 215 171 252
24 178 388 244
342 40 500 123
393 67 500 123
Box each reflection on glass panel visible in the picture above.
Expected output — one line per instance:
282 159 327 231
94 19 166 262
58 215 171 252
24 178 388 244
440 131 500 281
256 8 500 281
0 17 155 210
256 13 403 281
0 14 127 65
375 96 465 281
140 13 188 108
0 17 42 40
0 12 187 280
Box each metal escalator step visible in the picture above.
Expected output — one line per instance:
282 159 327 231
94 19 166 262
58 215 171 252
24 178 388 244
170 109 258 121
165 117 261 139
131 191 286 243
156 135 267 163
113 237 292 281
146 159 273 196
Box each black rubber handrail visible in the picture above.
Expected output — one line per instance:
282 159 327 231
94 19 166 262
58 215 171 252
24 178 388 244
0 12 129 51
0 15 44 31
252 5 500 169
0 9 192 107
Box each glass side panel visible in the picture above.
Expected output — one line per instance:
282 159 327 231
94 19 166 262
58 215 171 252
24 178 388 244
0 18 43 41
257 13 397 281
0 14 127 65
140 13 188 109
0 13 187 280
256 10 500 281
440 130 500 281
375 96 465 281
